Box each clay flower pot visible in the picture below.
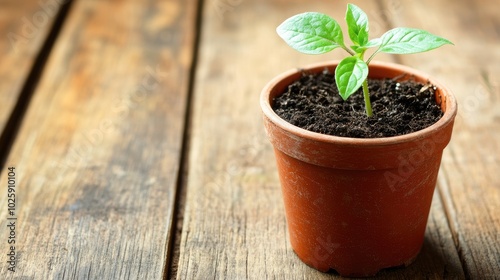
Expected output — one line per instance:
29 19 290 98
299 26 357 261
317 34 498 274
260 61 458 277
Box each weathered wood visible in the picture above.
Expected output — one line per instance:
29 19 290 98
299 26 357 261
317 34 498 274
177 0 464 278
0 0 63 152
0 0 197 278
383 0 500 278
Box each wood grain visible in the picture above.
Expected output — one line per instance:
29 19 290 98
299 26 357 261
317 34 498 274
0 0 63 152
0 0 197 278
177 0 464 278
385 0 500 278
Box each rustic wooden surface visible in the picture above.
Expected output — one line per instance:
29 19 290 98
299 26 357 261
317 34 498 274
0 0 499 279
0 0 197 278
390 0 500 278
175 0 467 279
0 0 64 156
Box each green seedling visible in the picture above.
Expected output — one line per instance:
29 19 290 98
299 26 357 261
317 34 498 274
276 3 453 117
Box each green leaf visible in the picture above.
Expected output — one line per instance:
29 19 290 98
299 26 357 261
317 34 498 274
377 27 453 54
350 38 381 53
350 45 366 53
366 38 381 47
345 4 369 46
335 57 369 100
276 12 345 54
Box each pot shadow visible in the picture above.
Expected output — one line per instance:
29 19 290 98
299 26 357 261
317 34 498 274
373 236 465 279
310 235 466 279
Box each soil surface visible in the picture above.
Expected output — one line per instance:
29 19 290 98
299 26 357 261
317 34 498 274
272 69 443 138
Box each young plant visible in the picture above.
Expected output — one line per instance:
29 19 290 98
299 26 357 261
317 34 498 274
276 4 453 117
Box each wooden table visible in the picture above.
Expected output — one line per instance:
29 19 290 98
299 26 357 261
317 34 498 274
1 0 499 279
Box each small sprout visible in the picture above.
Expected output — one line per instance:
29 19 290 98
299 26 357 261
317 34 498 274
276 3 453 117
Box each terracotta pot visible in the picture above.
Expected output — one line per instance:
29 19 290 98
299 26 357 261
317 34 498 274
260 61 457 277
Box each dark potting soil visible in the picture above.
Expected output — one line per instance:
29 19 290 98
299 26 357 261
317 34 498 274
272 69 444 138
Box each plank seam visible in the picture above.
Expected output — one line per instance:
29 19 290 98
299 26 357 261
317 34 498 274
0 0 75 171
376 1 467 277
437 160 471 279
164 0 205 279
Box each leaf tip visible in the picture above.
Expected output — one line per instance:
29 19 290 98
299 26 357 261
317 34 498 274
347 3 359 10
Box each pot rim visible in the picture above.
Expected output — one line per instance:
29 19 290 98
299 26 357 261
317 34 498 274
260 60 458 147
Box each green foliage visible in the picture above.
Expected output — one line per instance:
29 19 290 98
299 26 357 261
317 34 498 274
335 57 368 101
377 28 453 54
276 12 345 54
276 3 452 117
345 3 369 46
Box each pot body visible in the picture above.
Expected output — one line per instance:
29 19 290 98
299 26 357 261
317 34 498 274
260 61 457 277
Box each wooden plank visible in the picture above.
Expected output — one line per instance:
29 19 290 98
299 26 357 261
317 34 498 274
383 0 500 278
0 0 64 148
0 0 197 278
178 0 463 278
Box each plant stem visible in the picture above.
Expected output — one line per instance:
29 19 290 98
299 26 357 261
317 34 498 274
362 79 373 117
342 46 356 56
366 50 378 64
